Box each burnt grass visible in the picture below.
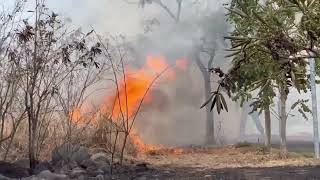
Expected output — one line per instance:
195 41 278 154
148 166 320 180
116 163 320 180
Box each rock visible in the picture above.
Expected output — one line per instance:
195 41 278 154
52 144 90 165
38 170 68 180
21 176 42 180
87 169 104 177
0 161 30 178
93 175 104 180
34 161 53 175
79 159 97 169
87 174 110 180
134 163 149 173
136 177 147 180
99 163 110 174
0 174 13 180
13 159 30 169
90 153 109 164
204 174 213 179
53 164 74 175
76 175 86 180
69 167 86 179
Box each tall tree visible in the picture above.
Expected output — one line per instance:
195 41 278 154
204 0 319 157
11 1 102 168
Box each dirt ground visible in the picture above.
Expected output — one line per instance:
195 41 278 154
119 144 320 180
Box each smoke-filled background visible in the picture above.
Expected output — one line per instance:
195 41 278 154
19 0 315 145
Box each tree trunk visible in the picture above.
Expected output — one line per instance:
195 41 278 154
28 118 37 170
309 55 320 158
204 76 215 144
239 101 264 140
279 87 288 157
264 106 271 149
194 48 215 144
120 132 128 165
239 106 248 140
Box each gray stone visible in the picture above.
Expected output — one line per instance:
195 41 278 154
52 144 90 165
21 176 43 180
0 161 30 178
69 167 86 179
76 175 86 180
136 177 147 180
34 161 52 175
38 170 68 180
90 153 109 164
13 159 30 168
94 175 104 180
87 168 104 177
80 159 97 169
0 174 13 180
99 163 110 174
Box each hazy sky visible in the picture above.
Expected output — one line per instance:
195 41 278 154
46 0 146 36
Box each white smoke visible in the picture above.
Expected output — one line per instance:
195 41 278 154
43 0 314 145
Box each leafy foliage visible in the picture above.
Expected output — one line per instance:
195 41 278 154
203 0 320 116
291 99 312 120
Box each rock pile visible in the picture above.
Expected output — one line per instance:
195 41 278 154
0 144 111 180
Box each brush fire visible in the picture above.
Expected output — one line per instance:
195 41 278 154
70 55 188 155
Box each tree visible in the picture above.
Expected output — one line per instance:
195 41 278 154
203 0 319 157
10 0 102 169
0 0 29 160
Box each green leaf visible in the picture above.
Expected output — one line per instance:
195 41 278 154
252 11 267 25
210 95 217 111
220 94 229 112
225 51 241 58
225 36 251 41
216 94 222 114
301 103 311 113
226 7 248 18
291 101 300 110
200 94 214 109
298 109 309 120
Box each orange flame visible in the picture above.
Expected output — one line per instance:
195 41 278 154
70 55 188 153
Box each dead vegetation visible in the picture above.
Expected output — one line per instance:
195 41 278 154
137 144 320 170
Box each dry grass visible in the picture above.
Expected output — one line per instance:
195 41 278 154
135 145 320 170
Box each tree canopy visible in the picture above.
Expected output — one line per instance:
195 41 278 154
204 0 320 115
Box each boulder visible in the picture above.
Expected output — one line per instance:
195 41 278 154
93 175 104 180
79 159 97 170
38 170 68 180
33 161 53 175
69 167 86 179
90 153 109 164
87 168 104 177
13 159 30 169
52 144 90 165
21 176 42 180
99 163 110 174
134 163 149 173
0 161 30 178
0 174 13 180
